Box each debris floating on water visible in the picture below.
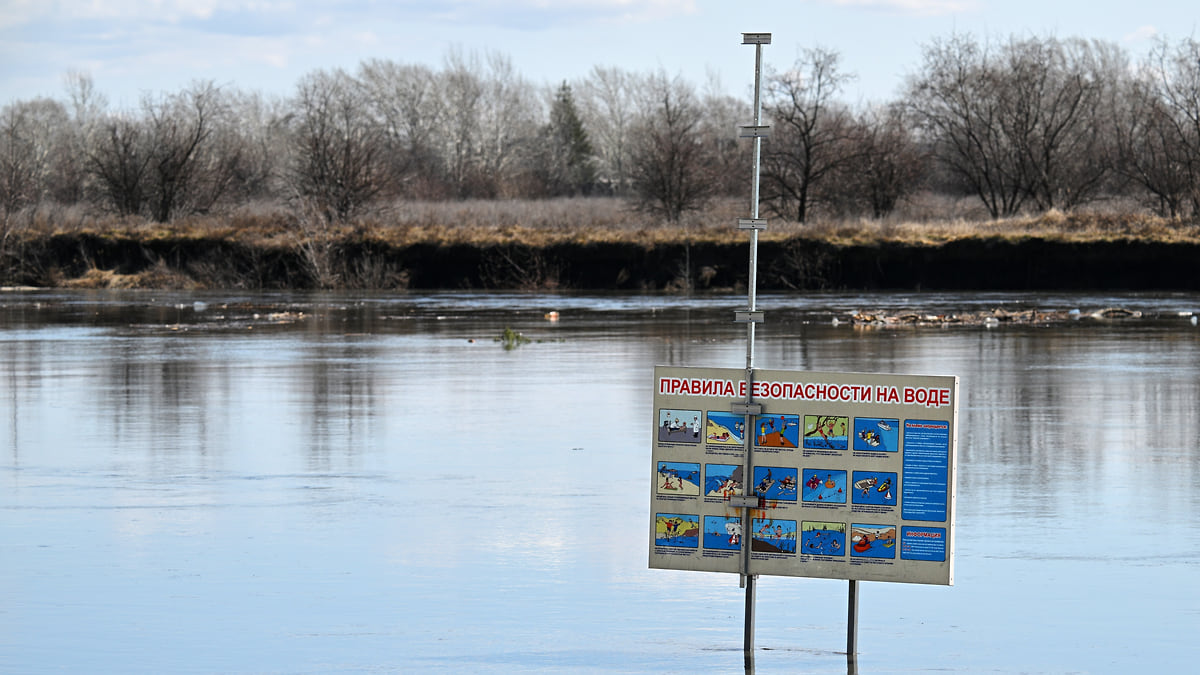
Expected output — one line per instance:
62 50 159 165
846 307 1145 328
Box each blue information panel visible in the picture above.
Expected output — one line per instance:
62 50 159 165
900 526 948 562
901 420 951 522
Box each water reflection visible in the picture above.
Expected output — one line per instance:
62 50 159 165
2 290 1199 673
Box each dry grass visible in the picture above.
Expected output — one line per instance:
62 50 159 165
7 196 1200 248
60 261 200 290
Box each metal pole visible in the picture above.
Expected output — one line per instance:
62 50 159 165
739 33 769 672
747 38 764 368
847 579 860 670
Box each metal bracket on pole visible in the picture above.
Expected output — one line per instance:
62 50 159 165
735 311 764 323
738 124 771 138
738 218 768 230
728 495 765 509
731 401 761 415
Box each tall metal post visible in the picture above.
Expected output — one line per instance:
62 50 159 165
746 36 764 371
737 32 771 673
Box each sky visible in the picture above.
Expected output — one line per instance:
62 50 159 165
1 0 1197 109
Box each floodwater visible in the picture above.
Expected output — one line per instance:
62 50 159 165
1 289 1198 674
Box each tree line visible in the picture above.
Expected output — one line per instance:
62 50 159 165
4 34 1200 227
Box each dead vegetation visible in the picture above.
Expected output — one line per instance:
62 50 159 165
3 196 1200 290
7 197 1200 248
59 260 200 290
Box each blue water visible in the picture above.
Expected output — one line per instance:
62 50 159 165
803 527 848 557
804 434 848 451
754 466 798 501
3 289 1200 673
802 470 847 504
704 464 740 496
706 411 745 445
852 417 898 452
704 515 743 552
850 471 896 506
849 527 895 559
753 518 797 554
704 531 741 551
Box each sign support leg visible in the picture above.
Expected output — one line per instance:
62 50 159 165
744 574 756 672
847 579 859 670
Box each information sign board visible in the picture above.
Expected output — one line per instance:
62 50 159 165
649 365 958 585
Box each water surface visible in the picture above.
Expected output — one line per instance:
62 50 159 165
2 290 1198 673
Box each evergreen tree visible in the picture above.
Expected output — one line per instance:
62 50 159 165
541 82 596 195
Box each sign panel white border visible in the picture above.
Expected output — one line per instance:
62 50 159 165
649 366 959 586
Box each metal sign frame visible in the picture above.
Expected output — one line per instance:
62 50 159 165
649 366 959 585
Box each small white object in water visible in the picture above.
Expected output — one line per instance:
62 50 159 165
193 301 208 312
1192 316 1198 326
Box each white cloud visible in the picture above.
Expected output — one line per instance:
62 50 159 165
259 49 290 68
0 0 695 33
1123 25 1158 44
825 0 980 15
500 0 695 12
418 0 698 25
353 30 380 46
0 0 293 24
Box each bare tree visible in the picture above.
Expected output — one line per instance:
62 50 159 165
81 81 253 221
56 71 108 205
0 104 35 215
996 37 1114 210
432 48 541 199
222 90 289 204
141 81 225 222
188 87 271 214
699 70 751 197
834 104 926 218
1112 56 1197 217
1140 37 1200 215
358 59 446 198
0 98 69 215
439 50 486 197
628 71 716 222
906 34 1118 217
761 47 860 222
576 66 637 195
86 112 152 217
288 68 389 220
1118 94 1196 216
905 35 1025 218
477 51 539 197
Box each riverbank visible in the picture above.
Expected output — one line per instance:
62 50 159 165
2 205 1199 291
